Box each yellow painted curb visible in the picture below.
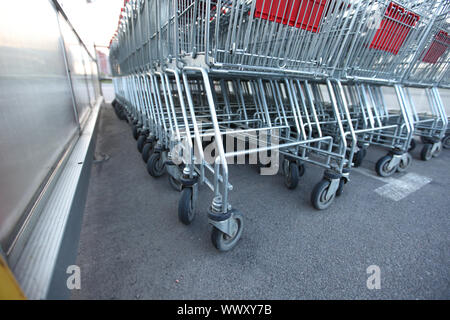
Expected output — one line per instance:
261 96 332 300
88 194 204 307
0 256 26 300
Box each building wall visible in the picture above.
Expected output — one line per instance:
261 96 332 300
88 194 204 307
0 0 100 251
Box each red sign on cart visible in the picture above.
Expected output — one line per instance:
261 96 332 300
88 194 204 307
369 2 420 55
422 31 450 64
254 0 328 33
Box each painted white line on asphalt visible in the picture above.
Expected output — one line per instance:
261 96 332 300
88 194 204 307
374 173 432 201
353 168 432 201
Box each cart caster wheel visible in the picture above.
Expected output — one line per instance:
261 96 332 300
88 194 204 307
211 213 244 252
142 142 154 163
178 188 195 225
132 125 140 140
375 155 397 177
420 144 433 161
335 178 346 197
408 139 416 152
147 152 166 177
284 162 299 190
298 164 305 177
118 110 126 121
311 179 336 210
137 134 147 153
397 153 412 172
353 148 366 168
443 135 450 149
169 175 183 192
442 134 450 149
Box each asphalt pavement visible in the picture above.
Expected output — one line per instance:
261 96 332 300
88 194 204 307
73 86 450 299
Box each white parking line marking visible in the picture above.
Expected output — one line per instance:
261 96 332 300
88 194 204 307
353 168 432 201
374 173 432 201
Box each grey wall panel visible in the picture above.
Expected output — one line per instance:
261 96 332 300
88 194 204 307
94 62 101 97
90 60 101 99
0 0 79 248
407 88 432 114
58 14 91 121
381 87 449 115
83 50 96 107
439 88 450 115
381 87 401 111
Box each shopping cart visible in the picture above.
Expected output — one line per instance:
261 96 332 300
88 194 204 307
334 83 416 177
329 0 450 175
443 116 450 149
109 0 450 251
402 9 450 160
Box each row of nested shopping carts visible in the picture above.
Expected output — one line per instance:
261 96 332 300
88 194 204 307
109 0 450 251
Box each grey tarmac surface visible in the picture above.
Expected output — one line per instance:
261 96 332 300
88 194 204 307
73 86 450 299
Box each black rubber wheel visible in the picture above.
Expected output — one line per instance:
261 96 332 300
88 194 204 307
132 125 140 140
335 178 345 197
178 188 195 225
142 142 154 163
420 144 433 161
353 148 366 168
375 155 397 177
147 152 166 177
311 179 336 210
298 164 305 177
137 134 147 153
408 139 416 152
397 153 412 172
211 212 244 252
169 175 183 192
284 162 299 190
443 135 450 150
118 110 127 121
